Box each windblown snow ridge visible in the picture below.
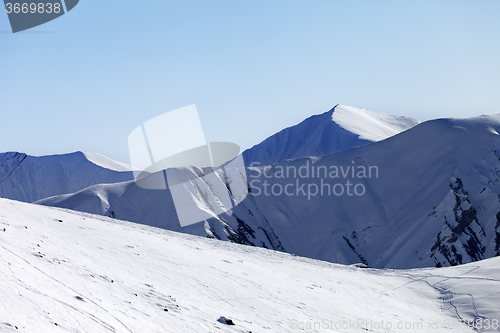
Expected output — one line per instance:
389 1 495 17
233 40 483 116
242 104 418 166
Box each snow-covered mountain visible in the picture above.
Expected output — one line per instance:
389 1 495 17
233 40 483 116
0 151 134 203
239 114 500 269
242 104 419 166
1 198 499 333
36 112 500 269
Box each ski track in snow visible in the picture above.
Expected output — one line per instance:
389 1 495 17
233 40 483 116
1 199 499 332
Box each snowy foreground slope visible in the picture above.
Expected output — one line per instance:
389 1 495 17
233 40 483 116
38 113 500 269
0 151 134 203
242 104 418 166
1 199 499 333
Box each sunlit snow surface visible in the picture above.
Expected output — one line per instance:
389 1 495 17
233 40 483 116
331 105 419 142
1 199 499 332
82 152 137 172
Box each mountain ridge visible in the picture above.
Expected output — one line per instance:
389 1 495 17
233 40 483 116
35 111 500 269
4 106 500 269
242 104 419 166
0 151 134 203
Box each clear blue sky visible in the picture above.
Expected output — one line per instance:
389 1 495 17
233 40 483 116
1 0 499 164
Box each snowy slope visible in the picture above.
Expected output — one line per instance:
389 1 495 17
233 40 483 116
0 151 134 203
34 178 283 249
242 104 418 166
37 113 500 269
1 198 499 333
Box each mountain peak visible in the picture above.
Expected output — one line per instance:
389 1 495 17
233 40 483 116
243 105 418 166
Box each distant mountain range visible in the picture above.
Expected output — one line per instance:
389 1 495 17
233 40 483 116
2 105 500 269
0 151 134 203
